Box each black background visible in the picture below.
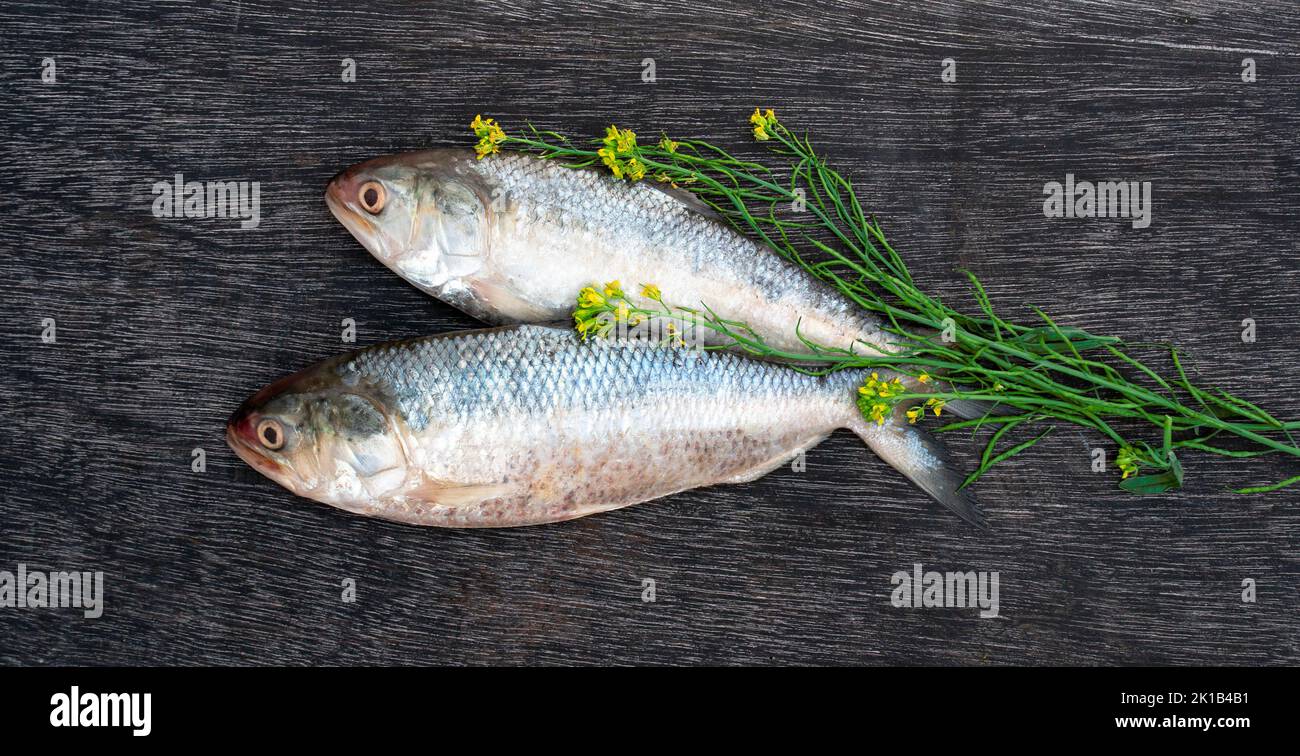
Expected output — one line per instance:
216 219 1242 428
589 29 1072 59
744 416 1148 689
2 1 1297 665
4 667 1282 741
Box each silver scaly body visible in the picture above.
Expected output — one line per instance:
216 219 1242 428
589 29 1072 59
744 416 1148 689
327 149 894 356
228 325 983 528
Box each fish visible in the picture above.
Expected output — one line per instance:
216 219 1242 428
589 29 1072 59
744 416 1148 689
227 325 986 528
325 149 898 356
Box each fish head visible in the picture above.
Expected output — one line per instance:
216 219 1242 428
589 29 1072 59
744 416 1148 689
326 150 490 293
227 363 410 511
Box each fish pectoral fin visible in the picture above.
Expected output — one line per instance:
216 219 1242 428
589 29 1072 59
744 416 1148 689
849 410 989 531
407 476 516 507
467 278 559 323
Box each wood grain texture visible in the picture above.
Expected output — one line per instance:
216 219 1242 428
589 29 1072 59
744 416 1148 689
2 0 1298 665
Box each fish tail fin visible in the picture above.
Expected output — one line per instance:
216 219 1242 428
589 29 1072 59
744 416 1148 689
892 374 1009 421
859 333 1008 421
943 396 999 421
848 404 989 530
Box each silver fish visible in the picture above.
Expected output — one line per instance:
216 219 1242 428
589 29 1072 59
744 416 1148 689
228 325 984 528
325 149 895 356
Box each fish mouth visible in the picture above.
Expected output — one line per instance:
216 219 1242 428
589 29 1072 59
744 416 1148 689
226 417 287 481
325 175 384 258
325 182 369 233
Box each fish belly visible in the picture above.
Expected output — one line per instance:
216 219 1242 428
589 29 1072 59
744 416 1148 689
383 420 833 527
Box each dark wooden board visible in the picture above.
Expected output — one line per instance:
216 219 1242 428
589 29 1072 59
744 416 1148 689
2 0 1298 665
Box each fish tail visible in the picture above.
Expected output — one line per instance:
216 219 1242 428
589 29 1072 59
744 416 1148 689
893 374 1008 421
847 396 989 530
863 329 1008 420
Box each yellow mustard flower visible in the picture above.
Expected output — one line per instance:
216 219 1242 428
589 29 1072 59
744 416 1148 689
603 280 624 299
1116 445 1139 480
577 286 605 309
574 310 607 340
658 136 678 153
663 321 686 346
640 283 662 301
625 157 646 182
925 398 945 417
750 108 778 141
858 371 909 426
906 407 923 424
917 372 931 384
470 115 507 159
613 126 637 153
597 126 645 181
597 147 623 179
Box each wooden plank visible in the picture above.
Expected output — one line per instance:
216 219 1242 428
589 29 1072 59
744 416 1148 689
1 0 1297 664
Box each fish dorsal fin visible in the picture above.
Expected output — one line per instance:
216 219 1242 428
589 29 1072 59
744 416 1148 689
644 182 724 221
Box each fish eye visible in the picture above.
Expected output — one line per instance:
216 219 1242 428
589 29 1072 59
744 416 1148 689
256 418 285 450
359 181 386 214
